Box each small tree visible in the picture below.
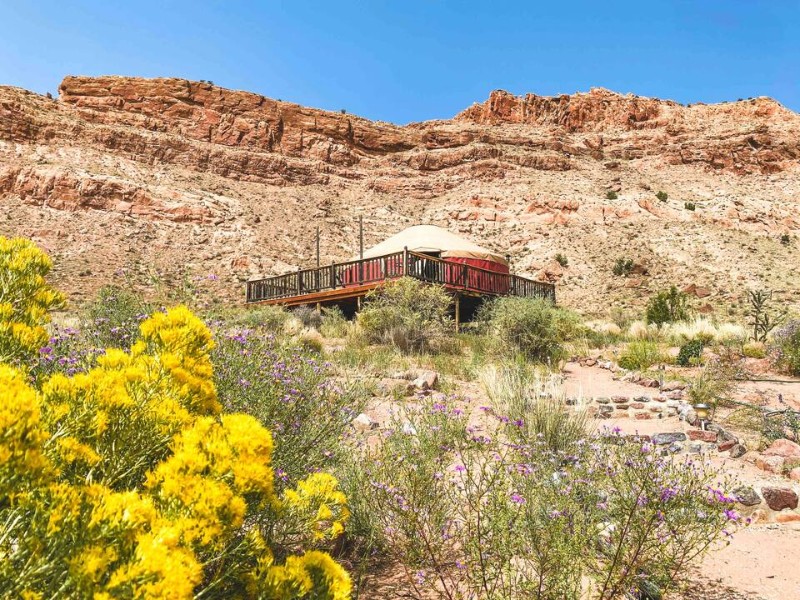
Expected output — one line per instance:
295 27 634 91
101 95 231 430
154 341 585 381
746 289 787 342
684 201 696 211
645 286 690 326
656 191 668 202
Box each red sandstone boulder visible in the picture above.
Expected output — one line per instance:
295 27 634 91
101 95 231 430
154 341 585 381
761 487 799 511
763 438 800 459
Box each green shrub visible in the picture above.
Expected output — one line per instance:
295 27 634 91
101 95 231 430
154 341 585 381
645 286 690 326
357 277 452 354
612 258 634 277
677 338 704 366
742 341 767 359
479 296 581 363
319 305 349 338
684 201 696 211
292 304 322 329
554 252 569 267
606 191 618 200
215 304 290 332
618 340 663 370
656 190 668 202
780 233 792 246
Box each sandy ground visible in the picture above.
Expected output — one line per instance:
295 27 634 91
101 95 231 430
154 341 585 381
692 527 800 600
562 363 652 400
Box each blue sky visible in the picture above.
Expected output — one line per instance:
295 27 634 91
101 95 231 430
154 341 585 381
0 1 797 123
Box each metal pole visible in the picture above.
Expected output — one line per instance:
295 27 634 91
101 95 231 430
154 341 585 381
359 215 364 284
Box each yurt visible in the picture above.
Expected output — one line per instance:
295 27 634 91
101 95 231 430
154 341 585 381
342 225 510 293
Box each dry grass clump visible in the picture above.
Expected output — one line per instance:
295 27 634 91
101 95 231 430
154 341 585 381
664 318 747 345
627 320 661 341
481 363 591 452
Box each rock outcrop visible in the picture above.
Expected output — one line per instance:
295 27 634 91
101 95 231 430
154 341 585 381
1 76 799 311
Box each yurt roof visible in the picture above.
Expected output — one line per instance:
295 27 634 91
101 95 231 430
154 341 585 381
358 225 508 266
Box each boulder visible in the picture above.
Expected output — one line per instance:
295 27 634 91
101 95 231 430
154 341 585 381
412 370 439 391
761 487 799 511
717 439 736 452
733 486 761 507
687 429 717 442
763 438 800 459
789 468 800 482
352 413 378 432
755 455 785 474
662 380 686 392
652 432 687 445
729 444 748 458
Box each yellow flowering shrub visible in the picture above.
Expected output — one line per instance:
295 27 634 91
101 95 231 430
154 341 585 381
0 239 351 599
0 237 65 364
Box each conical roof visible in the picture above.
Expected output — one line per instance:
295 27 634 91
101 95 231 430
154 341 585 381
358 225 508 266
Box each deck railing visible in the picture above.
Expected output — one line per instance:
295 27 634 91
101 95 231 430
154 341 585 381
246 250 555 304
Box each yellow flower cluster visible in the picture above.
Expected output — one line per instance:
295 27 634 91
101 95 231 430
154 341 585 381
282 472 351 541
0 239 352 600
0 365 50 498
250 549 352 600
0 237 65 364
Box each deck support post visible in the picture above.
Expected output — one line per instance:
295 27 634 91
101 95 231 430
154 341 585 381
316 302 321 315
454 293 461 333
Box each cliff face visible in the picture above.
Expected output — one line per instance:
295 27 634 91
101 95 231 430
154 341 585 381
1 76 799 313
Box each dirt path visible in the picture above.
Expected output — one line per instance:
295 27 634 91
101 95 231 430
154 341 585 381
562 363 650 400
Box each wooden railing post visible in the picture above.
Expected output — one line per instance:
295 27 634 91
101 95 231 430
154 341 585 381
462 263 468 289
402 246 408 277
296 267 302 296
330 261 336 289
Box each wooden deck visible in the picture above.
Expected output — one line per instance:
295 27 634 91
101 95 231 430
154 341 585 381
246 250 555 307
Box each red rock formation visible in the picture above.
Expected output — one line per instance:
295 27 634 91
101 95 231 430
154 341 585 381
1 75 799 310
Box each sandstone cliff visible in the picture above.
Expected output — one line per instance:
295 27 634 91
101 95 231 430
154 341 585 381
1 76 799 314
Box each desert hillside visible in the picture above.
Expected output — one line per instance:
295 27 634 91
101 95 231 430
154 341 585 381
1 75 798 314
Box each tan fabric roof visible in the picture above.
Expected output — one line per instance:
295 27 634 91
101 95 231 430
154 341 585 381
357 225 508 266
